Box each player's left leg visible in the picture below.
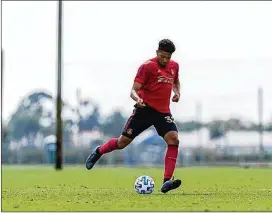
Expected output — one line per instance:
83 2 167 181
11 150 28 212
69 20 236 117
154 114 182 193
85 106 154 170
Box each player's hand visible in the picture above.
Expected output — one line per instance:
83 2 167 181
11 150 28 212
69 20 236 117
172 93 180 102
136 98 146 108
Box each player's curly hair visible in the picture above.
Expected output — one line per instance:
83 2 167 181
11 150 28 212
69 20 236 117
158 39 176 54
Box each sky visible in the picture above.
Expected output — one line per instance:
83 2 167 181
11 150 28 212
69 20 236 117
2 1 272 123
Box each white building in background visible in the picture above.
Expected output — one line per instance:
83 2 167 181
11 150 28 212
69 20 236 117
132 128 272 150
212 131 272 147
212 131 272 155
76 130 106 146
178 128 214 149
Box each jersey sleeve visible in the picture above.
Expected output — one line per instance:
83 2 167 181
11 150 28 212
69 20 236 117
134 63 150 84
174 63 179 83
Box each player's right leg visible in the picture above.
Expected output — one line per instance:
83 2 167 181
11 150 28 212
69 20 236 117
85 107 153 170
154 112 181 193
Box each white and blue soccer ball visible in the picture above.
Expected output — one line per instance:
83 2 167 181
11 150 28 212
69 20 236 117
134 175 155 194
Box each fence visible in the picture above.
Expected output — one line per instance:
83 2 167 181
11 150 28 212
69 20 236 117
2 139 272 167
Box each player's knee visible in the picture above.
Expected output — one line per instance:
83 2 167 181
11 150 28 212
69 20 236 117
117 136 132 149
164 131 179 146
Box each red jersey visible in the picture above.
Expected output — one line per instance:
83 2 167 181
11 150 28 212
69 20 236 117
134 57 179 113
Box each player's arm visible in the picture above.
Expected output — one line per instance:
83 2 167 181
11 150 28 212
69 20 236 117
130 82 146 107
130 82 142 102
130 63 150 107
172 64 180 102
173 78 180 95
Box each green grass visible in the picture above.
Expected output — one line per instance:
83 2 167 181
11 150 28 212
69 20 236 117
2 165 272 211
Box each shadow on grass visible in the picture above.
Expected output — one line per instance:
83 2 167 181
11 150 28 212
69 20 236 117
152 192 218 196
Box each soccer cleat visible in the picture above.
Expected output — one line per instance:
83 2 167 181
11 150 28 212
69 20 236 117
85 146 102 170
160 177 182 193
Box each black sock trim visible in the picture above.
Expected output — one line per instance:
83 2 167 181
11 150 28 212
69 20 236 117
163 178 170 183
97 147 101 154
167 144 179 147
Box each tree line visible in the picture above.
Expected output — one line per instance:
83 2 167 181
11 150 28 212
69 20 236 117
2 92 272 146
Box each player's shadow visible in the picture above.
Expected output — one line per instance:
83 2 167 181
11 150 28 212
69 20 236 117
154 192 217 196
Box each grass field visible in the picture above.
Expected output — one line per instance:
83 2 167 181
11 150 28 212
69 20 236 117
2 166 272 211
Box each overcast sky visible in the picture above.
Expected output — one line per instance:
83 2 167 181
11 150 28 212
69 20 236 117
2 1 272 123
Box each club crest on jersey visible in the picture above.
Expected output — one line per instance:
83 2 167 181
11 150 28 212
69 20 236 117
127 128 133 135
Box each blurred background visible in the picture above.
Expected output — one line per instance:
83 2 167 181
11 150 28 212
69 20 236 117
2 1 272 168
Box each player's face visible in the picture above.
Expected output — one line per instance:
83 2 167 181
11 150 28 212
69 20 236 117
156 50 171 67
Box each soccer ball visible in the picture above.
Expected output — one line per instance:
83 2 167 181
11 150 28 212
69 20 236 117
134 175 155 194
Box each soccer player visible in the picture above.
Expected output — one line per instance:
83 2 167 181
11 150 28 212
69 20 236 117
85 39 182 193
